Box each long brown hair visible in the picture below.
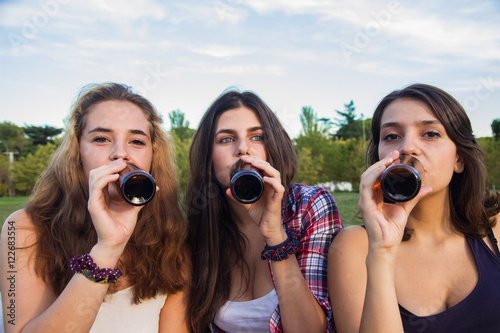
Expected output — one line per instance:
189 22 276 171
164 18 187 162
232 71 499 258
367 83 499 239
25 82 188 302
185 89 297 332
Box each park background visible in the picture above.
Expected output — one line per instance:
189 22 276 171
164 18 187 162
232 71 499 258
1 0 500 226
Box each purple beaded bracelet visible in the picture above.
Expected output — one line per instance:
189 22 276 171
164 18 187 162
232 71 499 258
261 229 300 261
69 254 122 284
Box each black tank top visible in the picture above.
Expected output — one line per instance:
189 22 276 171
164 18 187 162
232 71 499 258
400 236 500 332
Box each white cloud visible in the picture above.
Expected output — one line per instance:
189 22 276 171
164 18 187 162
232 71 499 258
188 44 253 58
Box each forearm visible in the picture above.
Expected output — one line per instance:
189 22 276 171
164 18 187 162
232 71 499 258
13 244 123 333
271 255 327 333
360 250 402 333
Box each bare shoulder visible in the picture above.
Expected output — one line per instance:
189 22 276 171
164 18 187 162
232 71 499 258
1 209 37 248
329 225 368 255
493 212 500 237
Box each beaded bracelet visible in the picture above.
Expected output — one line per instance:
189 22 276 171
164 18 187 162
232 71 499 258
261 229 300 261
69 254 122 284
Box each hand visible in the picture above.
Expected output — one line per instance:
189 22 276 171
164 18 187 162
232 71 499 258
359 151 432 252
226 155 287 245
87 159 145 251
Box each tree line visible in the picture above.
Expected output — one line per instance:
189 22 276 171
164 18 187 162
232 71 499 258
1 103 499 197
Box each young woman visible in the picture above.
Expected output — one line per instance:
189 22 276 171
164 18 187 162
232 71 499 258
328 83 500 332
0 83 189 332
185 90 342 332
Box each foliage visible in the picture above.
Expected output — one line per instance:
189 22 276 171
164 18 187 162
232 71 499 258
23 125 63 145
333 101 370 141
169 109 195 142
13 143 57 195
492 118 500 139
478 137 500 190
0 121 25 154
171 132 192 194
0 154 9 196
294 147 323 185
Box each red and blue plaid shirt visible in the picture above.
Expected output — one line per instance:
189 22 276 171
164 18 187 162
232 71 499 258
211 183 343 332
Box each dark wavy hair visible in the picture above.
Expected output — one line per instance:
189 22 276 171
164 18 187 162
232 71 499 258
367 83 499 239
185 89 297 332
25 83 188 302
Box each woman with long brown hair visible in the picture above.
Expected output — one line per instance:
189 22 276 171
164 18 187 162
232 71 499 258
185 89 342 332
328 83 500 332
0 83 189 332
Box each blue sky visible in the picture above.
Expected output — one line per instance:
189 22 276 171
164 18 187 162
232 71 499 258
1 0 499 139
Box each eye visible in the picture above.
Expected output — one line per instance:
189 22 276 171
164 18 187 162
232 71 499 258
220 137 234 143
424 131 441 138
92 136 109 143
131 139 146 146
382 133 399 142
251 134 264 141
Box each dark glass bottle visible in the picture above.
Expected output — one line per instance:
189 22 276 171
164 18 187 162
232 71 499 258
230 162 264 204
119 166 156 206
380 157 422 203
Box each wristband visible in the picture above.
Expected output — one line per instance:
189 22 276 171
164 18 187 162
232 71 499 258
261 229 300 261
69 254 122 284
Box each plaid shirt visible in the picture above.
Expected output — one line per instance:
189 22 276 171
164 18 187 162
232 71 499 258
211 183 343 332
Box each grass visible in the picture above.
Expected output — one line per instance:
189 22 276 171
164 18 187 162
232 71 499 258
0 192 363 228
0 196 28 226
332 192 362 227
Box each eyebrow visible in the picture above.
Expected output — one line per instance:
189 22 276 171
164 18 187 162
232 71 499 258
380 120 441 130
215 126 263 136
88 127 150 140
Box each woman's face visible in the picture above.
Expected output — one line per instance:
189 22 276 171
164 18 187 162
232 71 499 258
378 98 464 196
79 100 154 181
211 107 267 188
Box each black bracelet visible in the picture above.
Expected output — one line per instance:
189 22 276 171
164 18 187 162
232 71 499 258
261 229 300 261
69 254 122 284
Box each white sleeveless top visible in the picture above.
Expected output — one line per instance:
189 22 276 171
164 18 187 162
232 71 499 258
214 289 279 333
90 287 167 333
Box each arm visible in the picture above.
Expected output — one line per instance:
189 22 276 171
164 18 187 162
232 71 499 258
328 226 369 333
0 160 142 332
237 156 339 332
272 186 341 333
330 151 432 333
158 291 190 333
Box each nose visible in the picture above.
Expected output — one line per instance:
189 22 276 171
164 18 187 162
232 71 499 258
236 140 251 156
110 142 130 161
398 134 421 157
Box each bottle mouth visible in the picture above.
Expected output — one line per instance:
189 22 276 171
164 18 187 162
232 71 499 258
230 169 264 204
119 164 156 206
380 163 421 203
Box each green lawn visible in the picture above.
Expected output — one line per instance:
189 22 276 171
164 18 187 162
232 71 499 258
0 192 362 228
0 196 28 225
332 192 362 227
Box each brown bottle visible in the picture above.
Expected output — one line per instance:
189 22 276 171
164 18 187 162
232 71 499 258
119 163 156 206
380 156 422 203
229 160 264 204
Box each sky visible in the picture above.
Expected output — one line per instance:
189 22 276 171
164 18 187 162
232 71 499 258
0 0 499 140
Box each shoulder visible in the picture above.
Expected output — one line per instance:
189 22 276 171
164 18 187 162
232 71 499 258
329 225 368 255
286 183 337 210
1 209 37 249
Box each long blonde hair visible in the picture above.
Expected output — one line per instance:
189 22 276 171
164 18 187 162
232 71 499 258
26 83 188 301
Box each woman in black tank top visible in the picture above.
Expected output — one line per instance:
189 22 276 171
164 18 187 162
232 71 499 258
328 83 500 333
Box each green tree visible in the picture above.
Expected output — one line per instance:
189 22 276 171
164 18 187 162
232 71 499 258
294 147 323 185
23 125 63 146
0 154 9 196
171 132 192 194
169 110 195 141
333 101 370 141
492 118 500 139
295 106 333 184
478 137 500 190
13 143 57 195
0 121 25 154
